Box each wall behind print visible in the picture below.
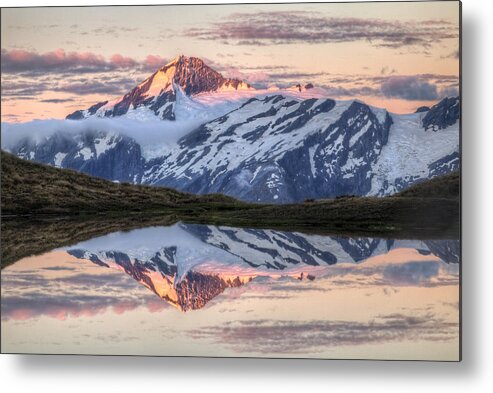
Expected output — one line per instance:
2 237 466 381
0 0 491 392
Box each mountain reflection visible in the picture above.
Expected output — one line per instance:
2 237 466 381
61 223 459 311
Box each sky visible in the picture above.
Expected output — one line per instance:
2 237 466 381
1 1 460 122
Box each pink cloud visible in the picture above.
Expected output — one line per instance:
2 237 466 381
221 65 270 83
1 295 167 321
144 54 169 71
1 48 157 74
110 53 138 68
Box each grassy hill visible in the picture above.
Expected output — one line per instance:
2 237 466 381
396 171 460 199
1 151 244 215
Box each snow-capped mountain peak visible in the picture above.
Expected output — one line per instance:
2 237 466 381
66 55 253 121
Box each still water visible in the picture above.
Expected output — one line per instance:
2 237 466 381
1 222 460 360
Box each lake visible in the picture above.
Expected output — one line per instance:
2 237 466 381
1 222 460 360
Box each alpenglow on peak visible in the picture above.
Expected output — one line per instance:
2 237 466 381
66 55 252 121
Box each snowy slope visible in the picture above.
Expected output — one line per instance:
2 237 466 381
141 94 458 202
140 94 458 202
369 109 459 195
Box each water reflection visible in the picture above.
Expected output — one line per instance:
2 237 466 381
63 223 459 311
1 223 460 360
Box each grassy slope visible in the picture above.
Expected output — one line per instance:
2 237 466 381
1 152 459 267
0 151 246 215
396 171 460 199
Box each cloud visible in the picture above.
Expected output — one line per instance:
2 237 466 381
0 80 49 97
1 293 151 321
89 26 140 38
0 271 169 321
184 12 458 50
42 266 77 271
1 116 208 159
382 261 440 285
0 49 172 102
53 79 136 95
381 76 439 100
143 54 169 71
325 73 458 87
1 48 166 75
268 71 326 81
441 50 460 59
1 48 122 74
439 86 459 98
1 73 139 99
109 54 138 68
286 256 458 289
221 66 270 84
417 73 459 84
268 283 325 293
316 72 458 101
40 98 76 104
188 313 458 354
322 85 381 98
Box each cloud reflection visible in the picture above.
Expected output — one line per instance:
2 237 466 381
188 314 459 354
1 270 168 321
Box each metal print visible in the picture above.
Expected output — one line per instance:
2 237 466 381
0 1 461 360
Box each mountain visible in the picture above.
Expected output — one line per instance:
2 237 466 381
65 223 459 311
66 55 252 121
2 55 460 203
11 130 146 183
143 96 394 202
